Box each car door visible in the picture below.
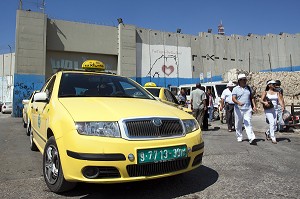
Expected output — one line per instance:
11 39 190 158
31 76 56 148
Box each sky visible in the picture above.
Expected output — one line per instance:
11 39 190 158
1 0 300 53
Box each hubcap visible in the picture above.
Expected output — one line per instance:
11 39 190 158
44 145 59 184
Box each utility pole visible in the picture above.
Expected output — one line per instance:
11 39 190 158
2 54 4 102
149 29 152 82
19 0 23 10
8 45 12 102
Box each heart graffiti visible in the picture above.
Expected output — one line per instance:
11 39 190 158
162 65 175 76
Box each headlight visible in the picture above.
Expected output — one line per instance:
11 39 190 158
76 122 121 137
182 119 199 134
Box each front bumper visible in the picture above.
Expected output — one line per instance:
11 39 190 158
57 130 204 183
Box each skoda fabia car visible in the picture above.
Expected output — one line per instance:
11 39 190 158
28 61 204 193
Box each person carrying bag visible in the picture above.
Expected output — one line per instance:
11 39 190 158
260 80 285 144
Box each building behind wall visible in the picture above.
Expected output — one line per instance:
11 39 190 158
11 9 300 117
0 53 15 104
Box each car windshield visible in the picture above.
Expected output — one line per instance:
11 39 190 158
58 73 155 100
145 88 160 97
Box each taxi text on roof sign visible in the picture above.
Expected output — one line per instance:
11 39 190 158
82 60 105 71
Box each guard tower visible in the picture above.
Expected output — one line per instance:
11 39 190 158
218 21 225 35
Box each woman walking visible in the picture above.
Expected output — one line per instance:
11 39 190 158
260 80 285 144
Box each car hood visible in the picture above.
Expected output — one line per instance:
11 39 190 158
59 98 192 121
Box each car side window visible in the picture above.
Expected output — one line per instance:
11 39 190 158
164 89 178 104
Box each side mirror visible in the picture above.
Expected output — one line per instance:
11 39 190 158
33 92 48 103
22 99 30 105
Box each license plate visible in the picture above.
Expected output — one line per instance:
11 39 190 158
137 145 187 164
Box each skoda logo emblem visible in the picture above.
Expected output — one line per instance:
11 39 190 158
152 118 162 127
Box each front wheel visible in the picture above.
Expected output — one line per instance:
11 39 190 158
29 124 38 151
43 136 76 193
26 120 31 136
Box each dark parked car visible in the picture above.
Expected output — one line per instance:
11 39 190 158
0 101 3 112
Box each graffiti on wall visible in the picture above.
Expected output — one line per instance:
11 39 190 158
147 54 177 78
50 58 81 73
13 74 44 117
50 57 116 74
137 43 192 79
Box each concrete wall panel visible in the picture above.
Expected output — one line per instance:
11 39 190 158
267 34 280 71
47 19 118 55
277 35 287 68
15 10 46 75
46 51 117 78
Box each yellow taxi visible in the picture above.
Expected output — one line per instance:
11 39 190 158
22 90 38 134
28 61 204 193
144 82 192 114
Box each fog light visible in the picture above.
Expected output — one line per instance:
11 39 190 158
82 166 100 179
128 153 135 161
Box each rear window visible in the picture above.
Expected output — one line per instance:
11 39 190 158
145 88 160 97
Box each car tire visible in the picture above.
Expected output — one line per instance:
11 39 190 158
43 136 76 193
29 125 38 151
23 119 27 128
26 120 31 136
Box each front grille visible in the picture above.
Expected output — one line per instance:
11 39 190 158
126 157 190 177
124 118 184 138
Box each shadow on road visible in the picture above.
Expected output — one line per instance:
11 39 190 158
207 126 221 131
277 137 291 142
60 165 219 199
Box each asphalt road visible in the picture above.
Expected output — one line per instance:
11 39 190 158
0 113 299 199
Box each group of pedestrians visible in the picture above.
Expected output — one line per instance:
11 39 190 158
190 73 286 145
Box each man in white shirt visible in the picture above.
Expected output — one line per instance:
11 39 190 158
191 83 207 129
232 74 257 145
220 81 236 132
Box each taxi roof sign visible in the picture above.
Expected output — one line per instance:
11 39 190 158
82 60 105 71
144 82 157 87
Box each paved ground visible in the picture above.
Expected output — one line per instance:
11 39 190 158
0 113 299 199
213 112 300 137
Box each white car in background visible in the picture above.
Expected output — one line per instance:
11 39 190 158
1 102 12 114
178 82 227 119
